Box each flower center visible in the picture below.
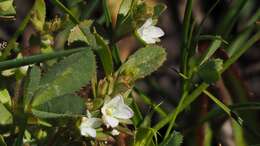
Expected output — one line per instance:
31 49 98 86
106 107 114 116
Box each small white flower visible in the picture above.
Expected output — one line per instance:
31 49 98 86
101 95 134 128
136 18 165 44
111 129 120 136
79 111 102 138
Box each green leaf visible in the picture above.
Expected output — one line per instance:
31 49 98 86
23 66 41 110
93 32 114 76
134 128 156 146
120 45 166 81
30 0 46 31
160 131 183 146
0 0 16 16
32 49 96 107
68 20 114 76
117 0 134 24
153 3 167 18
197 59 223 84
0 135 7 146
102 0 112 27
0 103 12 125
115 1 147 39
0 89 11 107
32 94 85 118
67 20 96 47
198 38 222 66
0 0 13 11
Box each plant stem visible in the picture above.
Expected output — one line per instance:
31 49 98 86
134 87 167 117
222 31 260 71
0 47 86 71
155 30 260 132
165 0 193 139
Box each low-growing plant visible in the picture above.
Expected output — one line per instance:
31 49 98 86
0 0 259 146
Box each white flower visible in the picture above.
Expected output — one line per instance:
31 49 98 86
111 129 120 136
136 18 165 44
101 95 134 128
79 111 102 138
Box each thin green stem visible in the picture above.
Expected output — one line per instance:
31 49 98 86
223 30 260 71
203 90 244 126
165 0 193 140
180 0 193 76
0 47 86 71
134 87 167 118
155 30 260 133
203 90 231 115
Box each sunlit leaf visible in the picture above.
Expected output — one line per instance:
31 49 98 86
68 20 96 47
0 89 11 107
0 0 16 16
30 0 46 31
120 45 166 81
116 0 134 25
0 103 12 125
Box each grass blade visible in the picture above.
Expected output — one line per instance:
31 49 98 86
0 48 86 71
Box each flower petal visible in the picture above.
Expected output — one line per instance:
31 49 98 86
103 95 124 109
142 18 153 28
141 35 157 44
109 95 124 105
88 118 102 128
114 105 134 119
144 26 164 38
103 115 119 128
80 117 102 129
80 127 96 138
